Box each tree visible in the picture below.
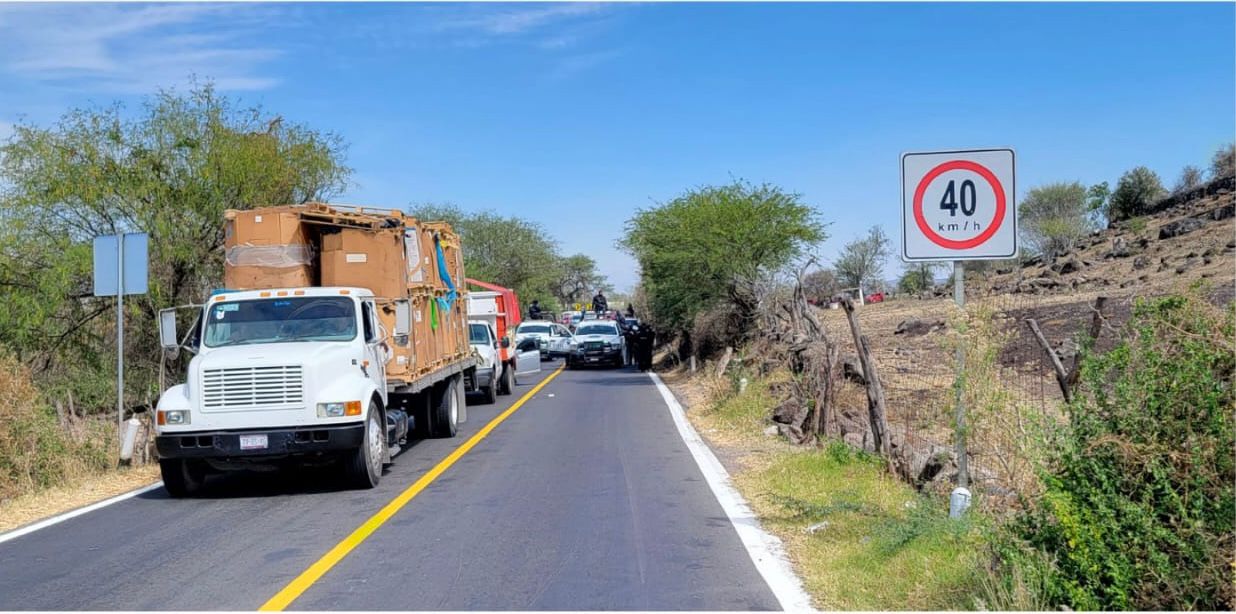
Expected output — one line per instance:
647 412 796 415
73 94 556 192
834 225 890 291
1108 166 1166 222
1174 165 1204 193
620 180 824 338
1086 182 1111 228
1020 182 1094 258
897 263 939 294
0 82 350 410
409 204 560 306
801 268 839 303
1211 143 1235 179
553 253 609 309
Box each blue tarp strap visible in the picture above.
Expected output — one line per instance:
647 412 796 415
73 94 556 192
435 233 457 313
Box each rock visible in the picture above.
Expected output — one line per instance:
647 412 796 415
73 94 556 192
1226 239 1235 250
1212 204 1235 221
1106 236 1138 258
894 318 944 337
805 521 829 535
842 355 865 385
1051 256 1084 275
763 425 780 437
1159 218 1205 239
1132 255 1149 270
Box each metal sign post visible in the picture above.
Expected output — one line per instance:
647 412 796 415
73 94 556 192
93 233 148 449
901 149 1016 515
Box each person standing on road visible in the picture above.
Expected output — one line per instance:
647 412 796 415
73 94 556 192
591 290 608 317
635 324 655 371
528 300 542 320
625 304 635 318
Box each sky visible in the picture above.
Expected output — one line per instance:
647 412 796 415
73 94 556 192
1 1 1233 292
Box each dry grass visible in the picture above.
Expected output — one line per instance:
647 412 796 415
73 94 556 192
667 369 984 610
0 465 159 534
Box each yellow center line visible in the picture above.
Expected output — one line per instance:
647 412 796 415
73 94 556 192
260 365 566 611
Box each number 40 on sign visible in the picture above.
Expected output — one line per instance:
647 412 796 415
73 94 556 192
901 148 1017 261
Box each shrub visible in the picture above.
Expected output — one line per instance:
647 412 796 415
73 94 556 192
1005 292 1235 610
1107 166 1166 222
0 352 112 499
1020 182 1093 258
1212 143 1235 179
1173 165 1204 192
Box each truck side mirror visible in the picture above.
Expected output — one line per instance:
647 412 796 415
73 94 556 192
159 308 179 352
393 299 412 337
500 337 511 349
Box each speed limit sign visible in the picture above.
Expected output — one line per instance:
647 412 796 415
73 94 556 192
901 148 1017 261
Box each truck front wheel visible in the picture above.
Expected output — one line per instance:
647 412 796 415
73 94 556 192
160 458 207 498
498 364 514 395
343 402 383 489
480 368 497 404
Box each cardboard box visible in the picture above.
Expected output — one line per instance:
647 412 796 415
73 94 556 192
227 209 310 247
223 264 316 290
320 227 407 298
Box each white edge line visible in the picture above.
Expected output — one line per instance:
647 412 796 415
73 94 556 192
0 481 164 545
649 373 816 613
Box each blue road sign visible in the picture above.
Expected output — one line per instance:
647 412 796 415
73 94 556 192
93 233 148 296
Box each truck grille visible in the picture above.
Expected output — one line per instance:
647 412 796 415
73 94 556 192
202 365 304 409
584 341 605 350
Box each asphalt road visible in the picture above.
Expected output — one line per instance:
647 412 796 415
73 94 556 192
0 362 782 611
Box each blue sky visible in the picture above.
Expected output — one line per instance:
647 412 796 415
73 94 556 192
1 2 1232 292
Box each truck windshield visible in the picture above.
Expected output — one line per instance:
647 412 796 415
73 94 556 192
518 323 551 334
469 324 490 344
204 297 357 348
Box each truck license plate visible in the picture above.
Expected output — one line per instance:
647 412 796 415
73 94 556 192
239 434 268 450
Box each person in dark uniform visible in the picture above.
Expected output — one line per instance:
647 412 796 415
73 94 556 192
528 300 542 320
591 290 608 317
625 304 635 318
635 324 655 371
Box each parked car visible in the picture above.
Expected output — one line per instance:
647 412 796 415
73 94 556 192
566 320 626 368
515 320 574 359
866 292 885 304
469 320 540 404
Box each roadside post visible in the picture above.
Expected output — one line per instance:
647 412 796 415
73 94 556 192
93 233 149 456
901 148 1016 515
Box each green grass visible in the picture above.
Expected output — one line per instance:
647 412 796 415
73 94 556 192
741 443 984 610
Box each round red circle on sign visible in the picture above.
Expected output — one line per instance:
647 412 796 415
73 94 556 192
912 160 1006 250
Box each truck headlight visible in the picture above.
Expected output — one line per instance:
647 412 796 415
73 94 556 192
318 401 362 418
157 410 190 426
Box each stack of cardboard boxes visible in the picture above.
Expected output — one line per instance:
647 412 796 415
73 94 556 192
221 203 470 385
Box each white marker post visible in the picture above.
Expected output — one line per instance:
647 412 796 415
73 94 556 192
901 148 1016 508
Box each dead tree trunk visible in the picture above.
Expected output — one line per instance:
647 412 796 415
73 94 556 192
1065 296 1107 389
1026 318 1073 403
841 298 893 464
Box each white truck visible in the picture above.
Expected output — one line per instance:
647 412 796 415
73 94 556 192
153 204 475 497
466 319 539 404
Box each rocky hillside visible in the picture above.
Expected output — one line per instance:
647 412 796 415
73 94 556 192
976 176 1234 299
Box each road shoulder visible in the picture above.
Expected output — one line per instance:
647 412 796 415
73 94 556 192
0 466 160 537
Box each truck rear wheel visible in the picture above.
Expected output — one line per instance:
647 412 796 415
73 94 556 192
343 402 383 489
429 377 459 438
160 458 207 498
498 364 514 395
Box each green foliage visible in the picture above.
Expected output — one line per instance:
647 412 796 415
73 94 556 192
1005 293 1235 610
897 263 938 294
833 225 890 290
1211 143 1235 179
1173 165 1204 192
1020 182 1093 257
1108 166 1166 222
410 203 562 307
620 180 824 338
0 82 350 412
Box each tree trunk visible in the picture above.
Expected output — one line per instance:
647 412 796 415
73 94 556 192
841 298 893 465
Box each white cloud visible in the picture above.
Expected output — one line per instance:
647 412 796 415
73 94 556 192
0 3 282 93
434 3 609 36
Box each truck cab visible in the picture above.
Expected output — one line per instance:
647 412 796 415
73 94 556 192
155 286 442 496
